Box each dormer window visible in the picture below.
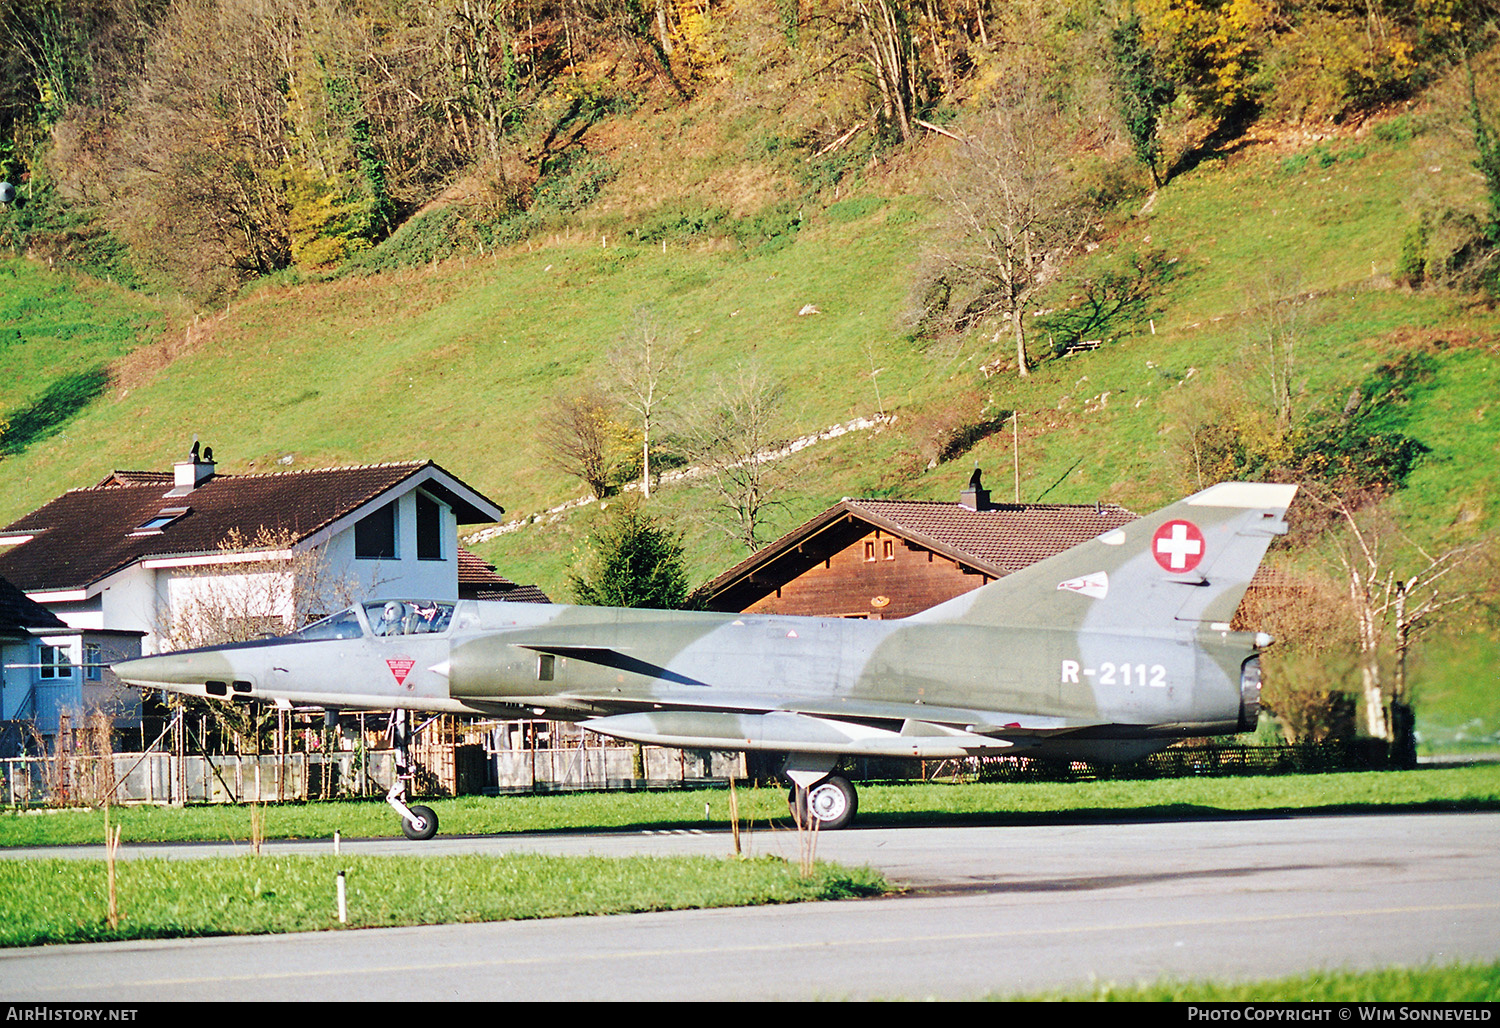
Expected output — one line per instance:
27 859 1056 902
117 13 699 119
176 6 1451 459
131 507 190 535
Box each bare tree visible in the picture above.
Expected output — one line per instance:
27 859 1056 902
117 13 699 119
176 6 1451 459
608 308 681 500
163 527 361 650
671 364 788 553
1248 266 1309 435
1323 496 1497 764
849 0 921 142
913 77 1094 377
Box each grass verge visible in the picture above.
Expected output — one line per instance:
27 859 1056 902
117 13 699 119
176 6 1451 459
0 852 885 947
2 764 1497 848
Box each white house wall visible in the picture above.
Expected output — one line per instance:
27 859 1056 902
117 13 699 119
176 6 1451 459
163 568 295 644
103 566 161 649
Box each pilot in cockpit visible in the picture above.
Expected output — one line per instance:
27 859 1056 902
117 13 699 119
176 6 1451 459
375 601 406 636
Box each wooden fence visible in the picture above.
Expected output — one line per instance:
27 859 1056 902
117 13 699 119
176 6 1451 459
0 740 747 808
1 738 1390 809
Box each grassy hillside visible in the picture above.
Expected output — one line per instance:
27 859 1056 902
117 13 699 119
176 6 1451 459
2 69 1497 751
4 103 1497 580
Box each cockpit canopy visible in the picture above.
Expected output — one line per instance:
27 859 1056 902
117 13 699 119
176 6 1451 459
291 601 455 641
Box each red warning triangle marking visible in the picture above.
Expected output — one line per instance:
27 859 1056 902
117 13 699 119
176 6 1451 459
386 658 416 685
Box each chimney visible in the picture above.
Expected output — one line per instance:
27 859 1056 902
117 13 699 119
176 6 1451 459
959 467 991 511
170 438 216 494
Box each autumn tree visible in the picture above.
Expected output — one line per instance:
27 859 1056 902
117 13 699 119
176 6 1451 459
1236 566 1358 746
537 384 624 500
1136 0 1271 122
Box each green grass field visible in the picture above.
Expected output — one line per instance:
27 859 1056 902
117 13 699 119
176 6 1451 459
0 852 883 947
4 764 1498 847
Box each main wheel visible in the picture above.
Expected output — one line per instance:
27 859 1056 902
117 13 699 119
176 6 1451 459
787 775 857 830
401 804 439 841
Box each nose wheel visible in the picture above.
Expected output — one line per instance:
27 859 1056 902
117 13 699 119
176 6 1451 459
399 803 439 841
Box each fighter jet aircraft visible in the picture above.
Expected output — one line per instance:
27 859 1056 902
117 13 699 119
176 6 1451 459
113 481 1296 838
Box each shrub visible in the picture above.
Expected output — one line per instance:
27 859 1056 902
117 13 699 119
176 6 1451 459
824 197 887 224
1172 353 1432 515
632 203 730 244
532 151 617 216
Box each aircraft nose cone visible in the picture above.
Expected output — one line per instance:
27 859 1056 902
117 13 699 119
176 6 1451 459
113 651 227 688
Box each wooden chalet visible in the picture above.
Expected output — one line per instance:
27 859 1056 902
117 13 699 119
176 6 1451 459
703 470 1137 620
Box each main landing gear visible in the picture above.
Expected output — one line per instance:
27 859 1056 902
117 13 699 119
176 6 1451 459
788 775 858 831
783 754 858 830
385 709 439 841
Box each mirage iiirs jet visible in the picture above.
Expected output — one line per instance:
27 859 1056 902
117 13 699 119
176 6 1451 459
113 481 1297 839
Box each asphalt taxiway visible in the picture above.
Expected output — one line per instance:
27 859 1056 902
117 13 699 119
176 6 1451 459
3 812 1498 1001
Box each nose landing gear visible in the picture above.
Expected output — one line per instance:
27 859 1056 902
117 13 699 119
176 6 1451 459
384 709 440 840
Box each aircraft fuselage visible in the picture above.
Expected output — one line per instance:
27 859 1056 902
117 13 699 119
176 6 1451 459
118 597 1259 764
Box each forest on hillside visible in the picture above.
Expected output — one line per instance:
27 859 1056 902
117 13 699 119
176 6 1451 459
2 0 1498 301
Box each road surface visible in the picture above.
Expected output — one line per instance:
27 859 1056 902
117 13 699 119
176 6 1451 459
2 812 1497 1001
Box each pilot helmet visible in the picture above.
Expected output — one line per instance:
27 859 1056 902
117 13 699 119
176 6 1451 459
383 601 403 620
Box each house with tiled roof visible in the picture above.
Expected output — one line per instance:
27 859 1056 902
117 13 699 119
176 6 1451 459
702 470 1138 620
0 444 514 742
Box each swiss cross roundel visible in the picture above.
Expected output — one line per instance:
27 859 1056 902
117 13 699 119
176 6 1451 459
1152 519 1206 573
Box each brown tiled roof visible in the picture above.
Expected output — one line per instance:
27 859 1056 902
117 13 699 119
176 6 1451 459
456 547 551 603
848 499 1138 575
0 461 503 594
0 576 69 635
473 583 552 604
495 585 555 600
704 497 1137 607
457 547 517 589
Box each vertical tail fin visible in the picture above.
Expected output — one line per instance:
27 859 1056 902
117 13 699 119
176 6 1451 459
908 482 1297 633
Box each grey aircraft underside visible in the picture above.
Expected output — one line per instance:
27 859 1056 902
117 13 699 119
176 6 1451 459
113 481 1297 836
